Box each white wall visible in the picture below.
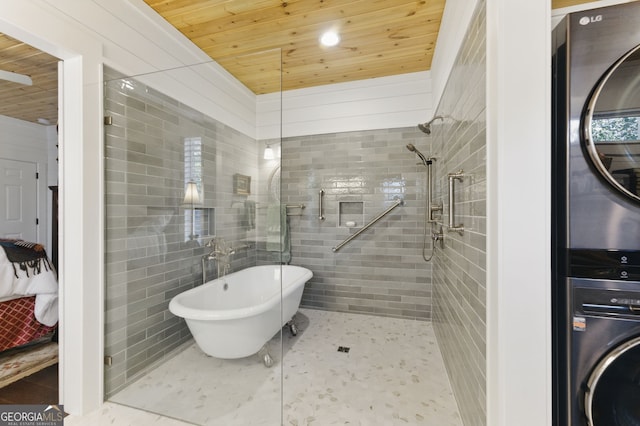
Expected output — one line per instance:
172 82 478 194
486 0 551 425
46 125 58 186
0 115 51 250
258 71 433 139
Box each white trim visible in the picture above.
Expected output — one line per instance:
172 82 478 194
0 0 105 415
486 0 552 425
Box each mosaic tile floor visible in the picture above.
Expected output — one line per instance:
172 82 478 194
67 309 462 425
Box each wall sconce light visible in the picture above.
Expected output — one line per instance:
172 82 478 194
264 144 275 160
183 181 201 206
183 181 202 240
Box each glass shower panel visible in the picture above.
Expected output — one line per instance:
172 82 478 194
103 50 283 425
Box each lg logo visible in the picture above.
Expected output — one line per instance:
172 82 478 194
579 15 603 25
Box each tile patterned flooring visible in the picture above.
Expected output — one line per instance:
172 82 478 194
67 309 462 425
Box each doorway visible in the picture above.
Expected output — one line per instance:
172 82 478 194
0 32 60 405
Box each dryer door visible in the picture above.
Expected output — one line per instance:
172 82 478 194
584 45 640 203
584 335 640 425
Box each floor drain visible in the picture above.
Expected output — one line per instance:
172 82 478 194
337 346 351 353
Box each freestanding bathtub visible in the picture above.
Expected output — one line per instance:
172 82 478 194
169 264 312 363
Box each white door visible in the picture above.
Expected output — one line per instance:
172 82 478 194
0 158 37 241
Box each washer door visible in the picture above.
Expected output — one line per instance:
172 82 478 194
584 335 640 426
583 45 640 203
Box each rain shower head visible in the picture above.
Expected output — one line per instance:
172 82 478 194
417 115 444 135
406 143 430 166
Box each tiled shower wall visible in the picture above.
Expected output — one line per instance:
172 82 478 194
281 128 433 320
431 1 487 425
103 66 262 397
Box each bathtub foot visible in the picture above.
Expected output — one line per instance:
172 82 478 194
286 316 298 337
262 352 274 368
289 322 298 336
258 344 274 368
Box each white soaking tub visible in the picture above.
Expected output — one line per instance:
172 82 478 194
169 264 312 364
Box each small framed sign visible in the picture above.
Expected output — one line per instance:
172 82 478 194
233 173 251 195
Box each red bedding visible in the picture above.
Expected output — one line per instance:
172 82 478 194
0 296 57 352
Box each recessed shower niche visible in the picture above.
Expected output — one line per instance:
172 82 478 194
338 201 363 228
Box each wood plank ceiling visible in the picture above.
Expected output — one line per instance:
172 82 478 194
0 33 59 126
0 0 600 125
143 0 447 95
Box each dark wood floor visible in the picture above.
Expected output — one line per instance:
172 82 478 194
0 364 59 404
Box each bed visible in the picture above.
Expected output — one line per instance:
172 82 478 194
0 240 58 352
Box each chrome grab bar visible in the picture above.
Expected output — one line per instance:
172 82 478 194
318 189 325 221
447 170 464 235
286 204 306 217
427 157 442 222
332 198 404 252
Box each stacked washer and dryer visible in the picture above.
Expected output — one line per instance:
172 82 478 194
553 2 640 425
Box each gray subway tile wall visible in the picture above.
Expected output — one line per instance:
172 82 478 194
101 55 474 409
103 66 262 397
431 1 487 425
280 128 433 320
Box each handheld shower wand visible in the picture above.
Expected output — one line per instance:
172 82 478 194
406 143 431 166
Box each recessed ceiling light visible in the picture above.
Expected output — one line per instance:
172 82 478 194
320 31 340 47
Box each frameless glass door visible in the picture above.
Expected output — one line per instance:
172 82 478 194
103 49 284 425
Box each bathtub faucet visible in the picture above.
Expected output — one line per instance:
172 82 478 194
203 237 235 282
205 237 234 257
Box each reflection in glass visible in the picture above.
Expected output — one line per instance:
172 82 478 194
586 47 640 200
184 137 203 241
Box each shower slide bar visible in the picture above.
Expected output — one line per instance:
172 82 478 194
447 170 465 235
332 198 404 252
426 157 442 222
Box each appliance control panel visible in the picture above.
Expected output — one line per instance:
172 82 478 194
569 249 640 280
574 286 640 317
